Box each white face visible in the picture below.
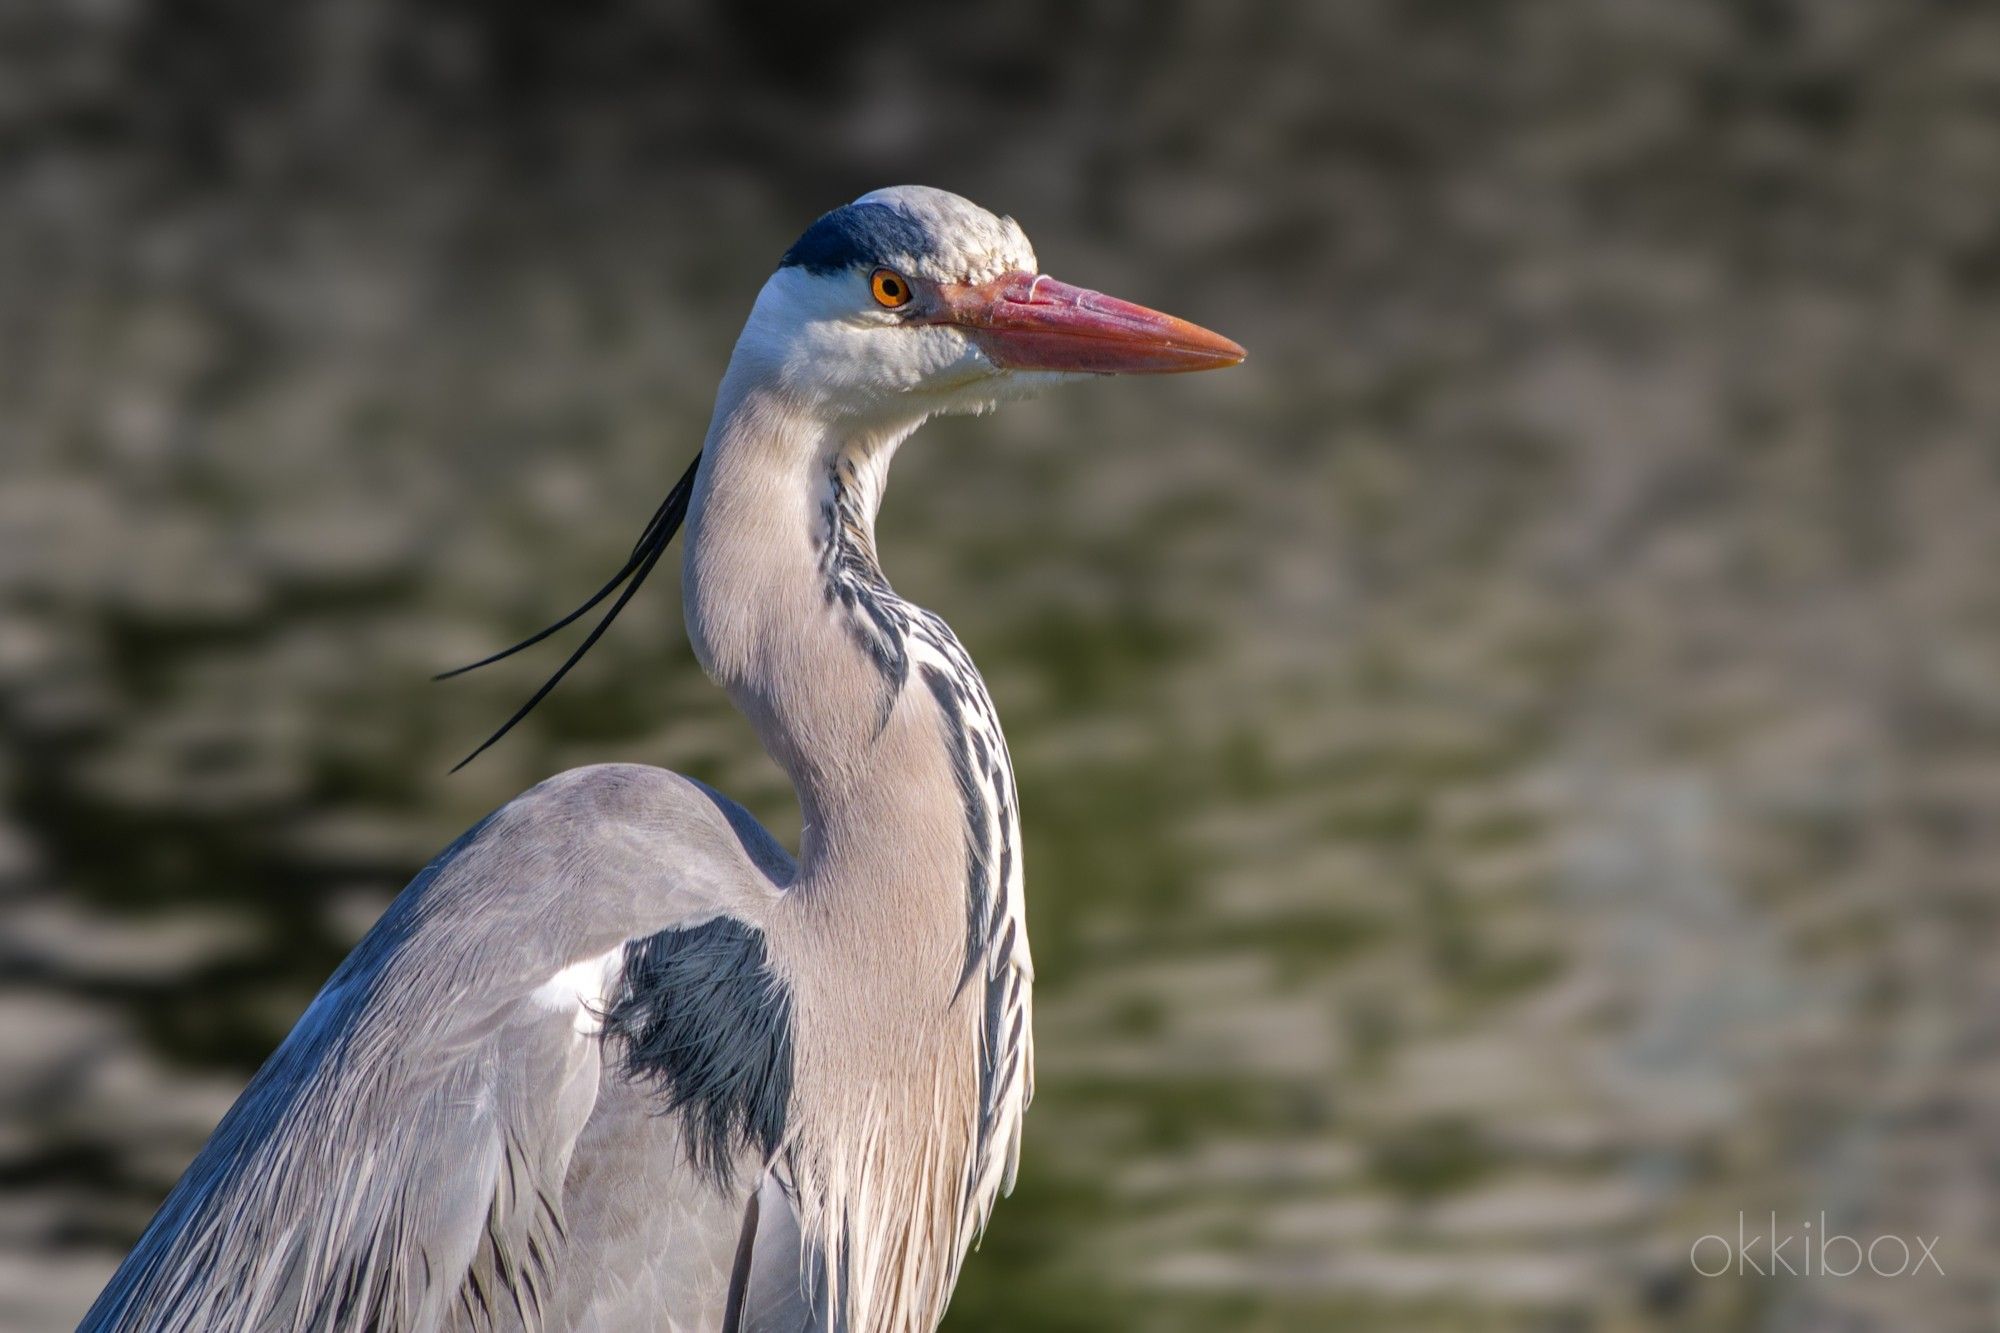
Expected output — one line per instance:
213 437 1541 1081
731 264 1073 427
716 185 1242 435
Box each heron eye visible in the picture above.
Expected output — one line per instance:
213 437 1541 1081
870 268 912 309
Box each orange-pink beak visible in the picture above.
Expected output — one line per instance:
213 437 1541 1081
933 272 1245 375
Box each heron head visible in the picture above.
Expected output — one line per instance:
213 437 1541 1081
730 185 1245 425
445 188 1244 768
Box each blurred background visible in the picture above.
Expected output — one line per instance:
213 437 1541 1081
5 1 2000 1329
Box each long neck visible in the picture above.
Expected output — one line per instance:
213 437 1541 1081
682 379 1032 1331
681 382 943 886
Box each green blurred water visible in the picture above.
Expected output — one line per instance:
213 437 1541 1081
6 4 2000 1329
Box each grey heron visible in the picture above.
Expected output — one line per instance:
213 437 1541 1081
83 186 1244 1333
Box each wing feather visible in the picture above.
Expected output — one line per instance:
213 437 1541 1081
82 764 794 1333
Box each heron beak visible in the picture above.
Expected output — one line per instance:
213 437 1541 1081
935 272 1245 375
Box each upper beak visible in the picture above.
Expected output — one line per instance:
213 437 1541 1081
934 272 1245 375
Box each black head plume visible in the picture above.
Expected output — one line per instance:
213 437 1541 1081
440 451 702 772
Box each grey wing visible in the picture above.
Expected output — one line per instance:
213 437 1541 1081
546 1132 825 1333
738 1172 828 1333
532 1091 826 1333
82 764 796 1333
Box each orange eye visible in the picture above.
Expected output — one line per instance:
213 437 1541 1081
870 268 912 309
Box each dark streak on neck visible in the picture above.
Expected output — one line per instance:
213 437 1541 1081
919 664 995 991
819 455 910 728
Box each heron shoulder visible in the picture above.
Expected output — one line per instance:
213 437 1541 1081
429 763 794 957
505 761 792 886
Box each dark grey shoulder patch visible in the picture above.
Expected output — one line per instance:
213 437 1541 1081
605 918 794 1188
780 201 931 275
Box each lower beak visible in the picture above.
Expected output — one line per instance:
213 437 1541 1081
935 272 1245 375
